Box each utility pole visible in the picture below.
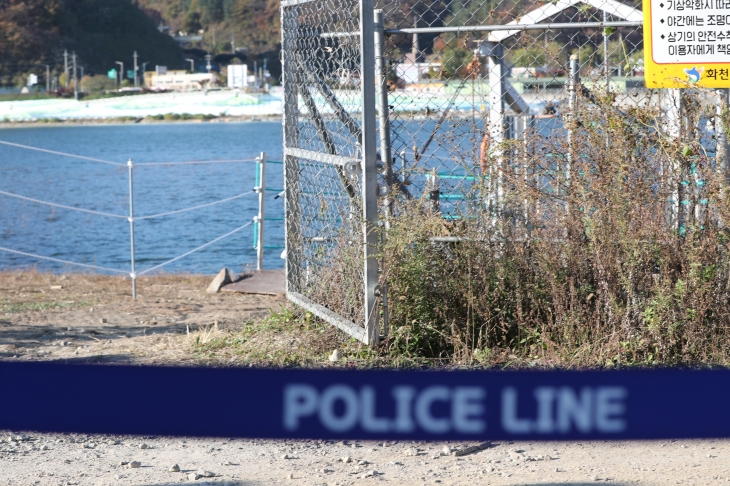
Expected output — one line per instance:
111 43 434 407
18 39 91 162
253 60 257 87
44 65 50 92
141 61 149 86
231 34 235 53
64 50 69 87
133 51 139 87
115 61 124 88
72 52 78 100
205 53 212 73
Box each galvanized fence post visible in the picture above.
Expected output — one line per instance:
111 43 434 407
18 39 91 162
127 158 137 300
255 152 267 271
374 8 390 338
567 54 579 210
361 0 380 345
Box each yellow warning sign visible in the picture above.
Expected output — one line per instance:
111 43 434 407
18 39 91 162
643 0 730 87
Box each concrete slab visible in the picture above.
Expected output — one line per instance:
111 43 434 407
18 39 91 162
221 269 285 295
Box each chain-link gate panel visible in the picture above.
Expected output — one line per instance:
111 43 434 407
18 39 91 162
282 0 381 344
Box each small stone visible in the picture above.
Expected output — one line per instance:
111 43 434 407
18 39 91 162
340 456 352 463
441 446 451 455
454 445 481 457
329 349 341 362
188 473 200 481
404 447 419 457
83 442 96 449
169 464 180 472
107 440 119 446
139 443 149 449
591 475 600 481
100 318 107 324
287 473 294 480
119 461 129 466
206 268 232 294
357 460 368 466
40 445 49 451
128 461 141 468
282 453 295 459
196 470 216 478
361 470 377 478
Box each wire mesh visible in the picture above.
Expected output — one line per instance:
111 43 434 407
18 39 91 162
282 0 379 342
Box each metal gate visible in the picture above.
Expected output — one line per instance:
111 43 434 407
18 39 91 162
281 0 381 344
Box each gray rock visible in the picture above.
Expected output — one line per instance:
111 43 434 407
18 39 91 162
139 443 149 449
287 473 294 480
128 461 141 469
40 445 49 451
340 456 353 463
206 268 232 294
404 448 420 457
188 473 200 481
329 349 341 362
441 446 451 455
169 464 180 472
361 470 378 478
196 470 216 478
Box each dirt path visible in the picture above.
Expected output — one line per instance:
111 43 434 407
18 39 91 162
0 271 727 485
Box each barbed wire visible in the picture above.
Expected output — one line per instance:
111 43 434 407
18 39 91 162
137 221 253 276
135 191 255 221
0 246 128 274
0 140 125 166
0 190 128 219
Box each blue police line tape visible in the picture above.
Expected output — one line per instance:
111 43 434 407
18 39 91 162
0 361 726 441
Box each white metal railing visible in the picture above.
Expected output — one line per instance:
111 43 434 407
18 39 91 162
0 141 280 298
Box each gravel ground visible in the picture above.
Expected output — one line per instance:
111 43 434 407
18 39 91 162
1 271 728 485
2 433 730 485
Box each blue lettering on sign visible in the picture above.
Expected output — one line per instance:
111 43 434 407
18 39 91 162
500 387 626 434
282 384 627 436
283 385 486 434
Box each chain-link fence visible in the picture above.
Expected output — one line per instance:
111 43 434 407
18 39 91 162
282 0 730 347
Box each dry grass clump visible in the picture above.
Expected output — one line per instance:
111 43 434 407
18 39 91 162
381 87 730 367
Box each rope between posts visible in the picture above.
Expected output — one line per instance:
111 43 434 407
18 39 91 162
0 190 128 219
137 221 253 276
135 190 255 221
133 158 258 167
0 141 124 167
0 246 128 274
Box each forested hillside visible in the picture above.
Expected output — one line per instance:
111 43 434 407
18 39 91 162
0 0 184 81
137 0 280 56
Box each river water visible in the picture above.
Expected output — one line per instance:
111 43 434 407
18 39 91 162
0 122 285 275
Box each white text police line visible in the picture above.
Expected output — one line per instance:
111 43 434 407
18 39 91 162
284 385 627 435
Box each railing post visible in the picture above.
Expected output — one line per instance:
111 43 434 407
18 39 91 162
567 54 579 212
127 158 137 300
374 9 393 221
374 8 391 339
255 152 267 271
361 0 380 345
